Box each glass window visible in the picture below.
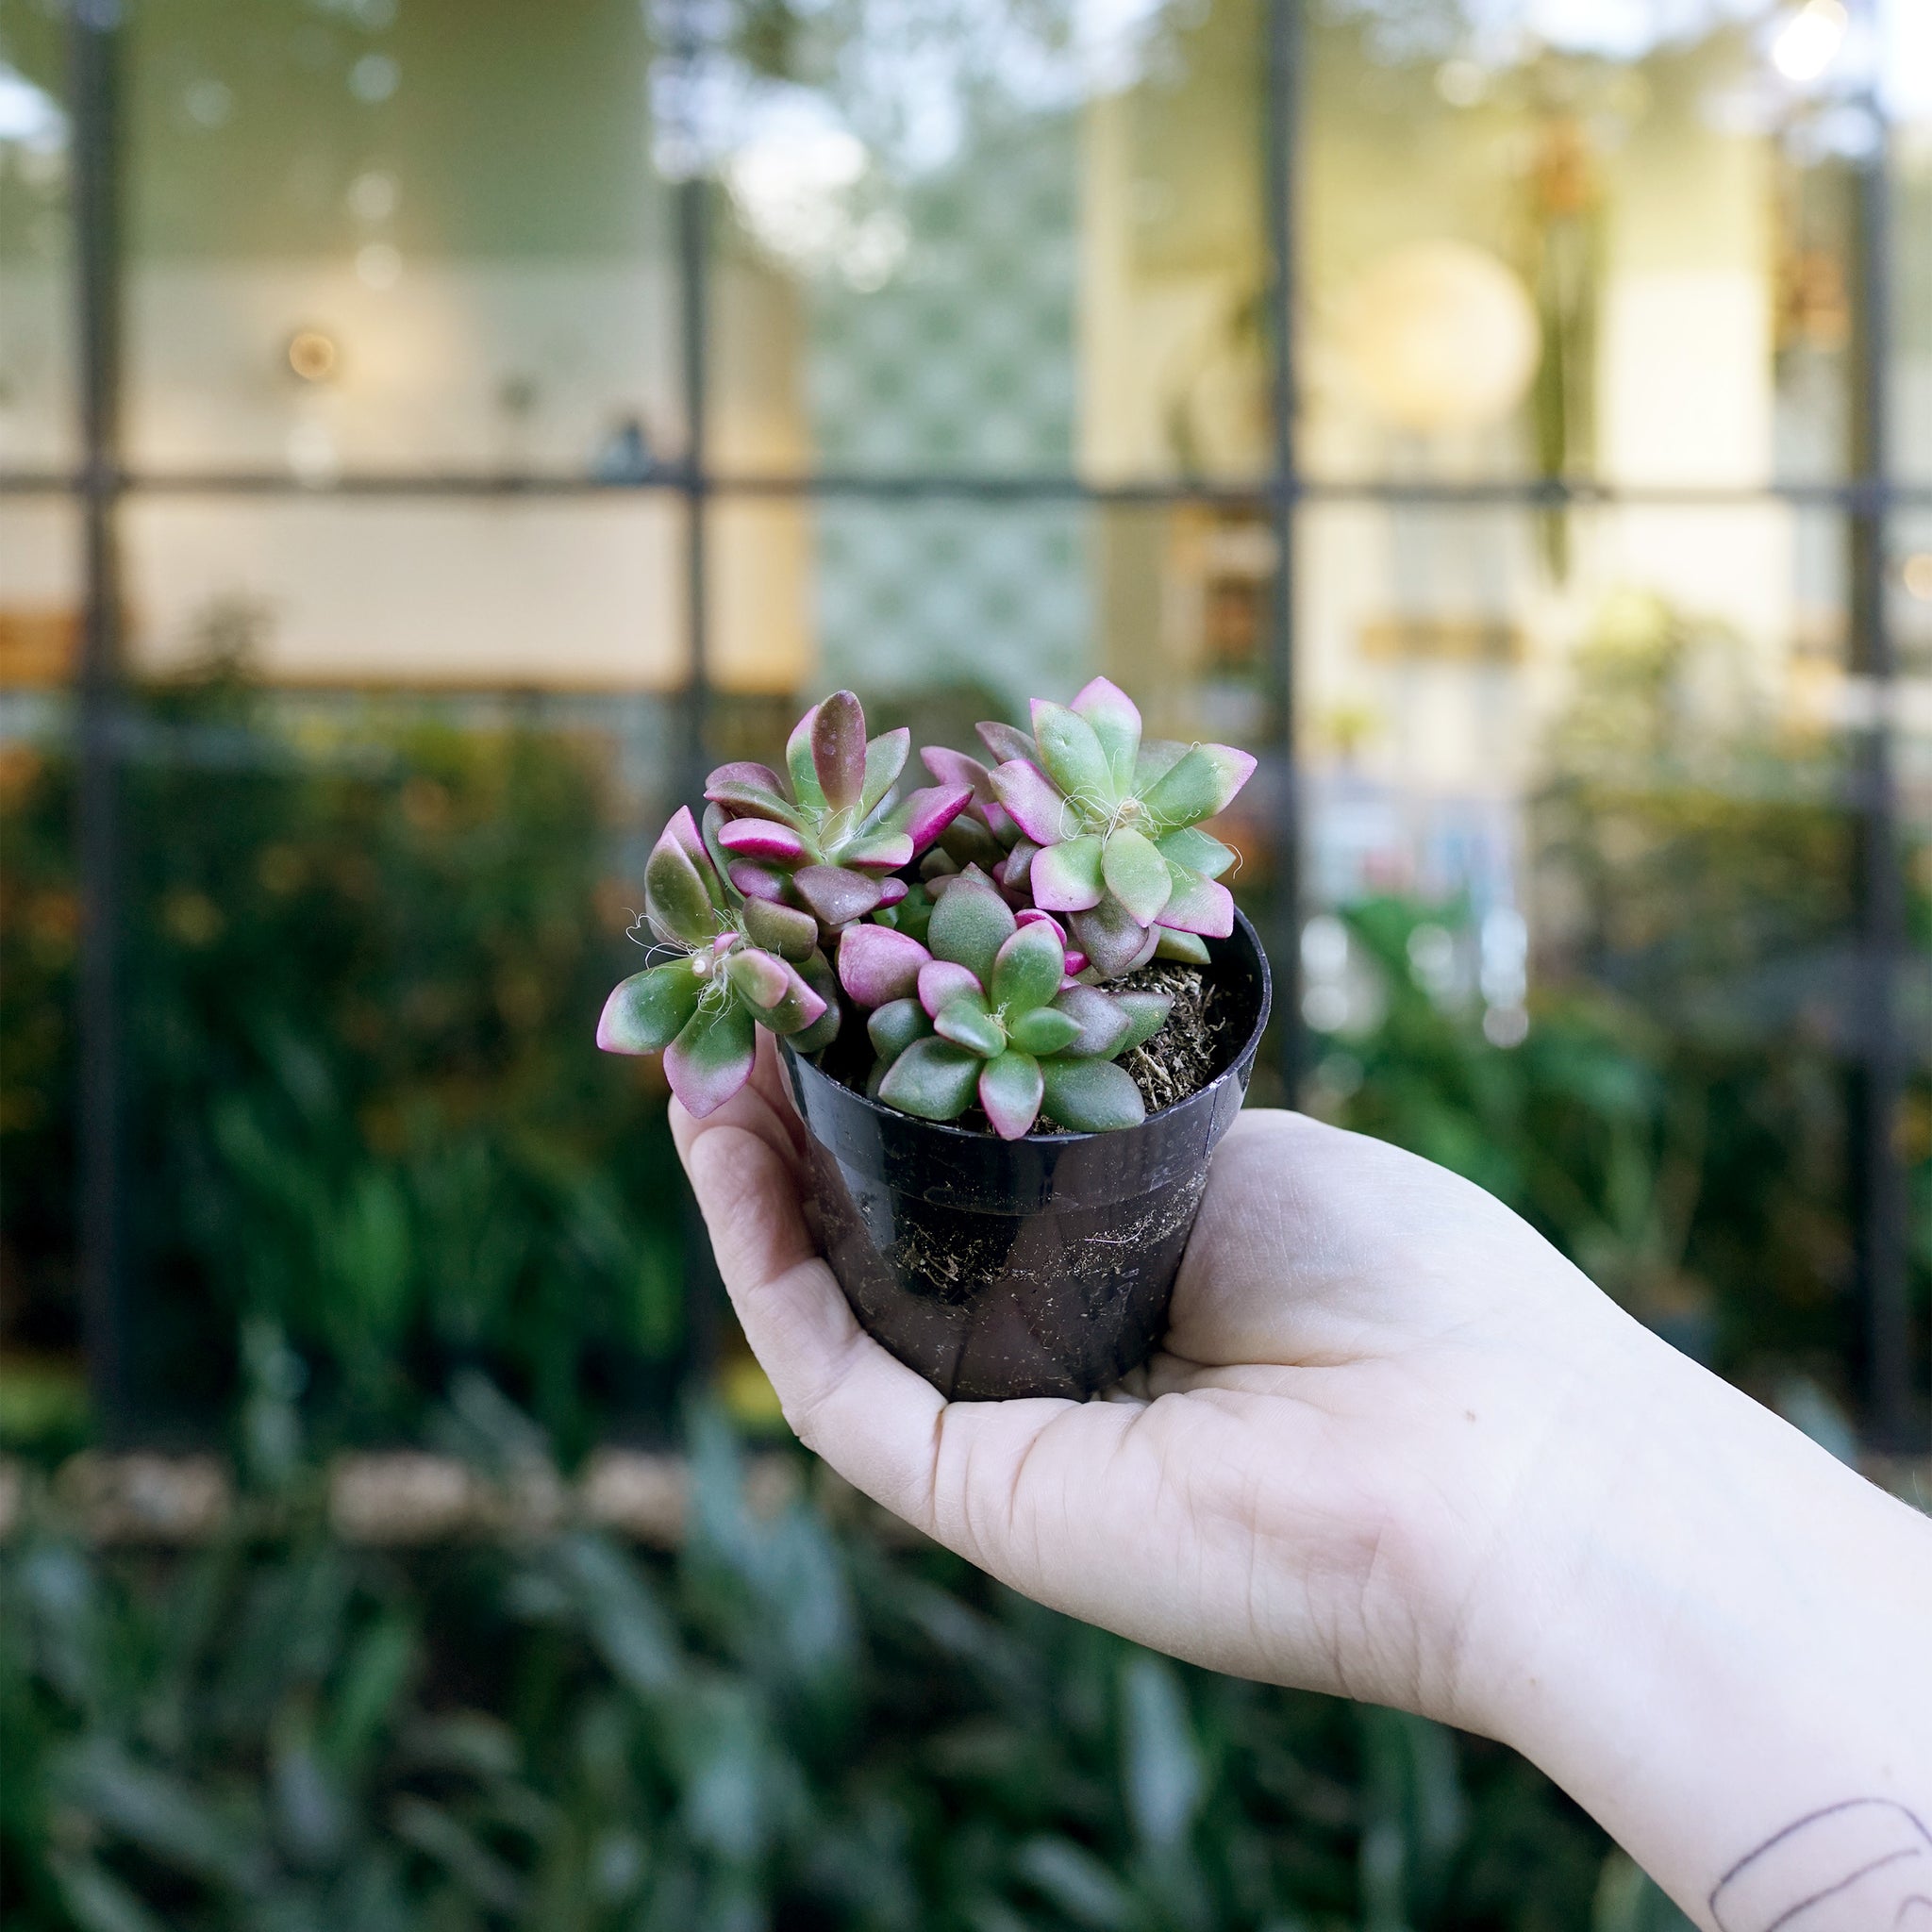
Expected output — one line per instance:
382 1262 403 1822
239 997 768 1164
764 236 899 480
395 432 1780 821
121 499 687 688
0 3 75 472
701 0 1269 483
1301 0 1861 490
123 0 683 477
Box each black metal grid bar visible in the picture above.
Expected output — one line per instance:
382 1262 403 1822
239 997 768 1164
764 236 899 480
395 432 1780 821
68 0 128 1434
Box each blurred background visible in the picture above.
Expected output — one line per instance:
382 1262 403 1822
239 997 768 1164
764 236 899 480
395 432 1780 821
1 0 1928 1924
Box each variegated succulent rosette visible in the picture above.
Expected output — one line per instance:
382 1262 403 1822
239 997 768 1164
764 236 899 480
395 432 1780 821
597 681 1254 1137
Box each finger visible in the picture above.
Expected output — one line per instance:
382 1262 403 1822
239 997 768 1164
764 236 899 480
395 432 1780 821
678 1114 947 1530
745 1029 807 1158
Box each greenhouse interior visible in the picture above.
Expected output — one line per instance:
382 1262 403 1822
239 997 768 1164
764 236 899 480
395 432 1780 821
0 0 1928 1924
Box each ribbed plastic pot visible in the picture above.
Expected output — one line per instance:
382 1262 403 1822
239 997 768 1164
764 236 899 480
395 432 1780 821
779 911 1272 1401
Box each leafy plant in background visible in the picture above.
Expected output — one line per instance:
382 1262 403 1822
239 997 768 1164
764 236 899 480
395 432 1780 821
0 650 686 1457
0 1403 1687 1932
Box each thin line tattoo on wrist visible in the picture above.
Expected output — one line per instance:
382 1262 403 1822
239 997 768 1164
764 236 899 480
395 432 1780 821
1710 1800 1932 1932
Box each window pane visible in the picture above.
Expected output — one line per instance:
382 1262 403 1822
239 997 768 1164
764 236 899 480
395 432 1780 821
122 498 686 689
1297 497 1879 1391
124 0 682 476
700 0 1269 483
1302 2 1862 490
0 7 75 472
1894 6 1932 485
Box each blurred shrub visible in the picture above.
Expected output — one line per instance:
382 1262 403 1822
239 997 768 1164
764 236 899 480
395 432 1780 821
1 659 684 1457
0 1410 1690 1932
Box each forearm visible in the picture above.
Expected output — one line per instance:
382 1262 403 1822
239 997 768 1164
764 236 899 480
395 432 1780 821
1479 1319 1932 1929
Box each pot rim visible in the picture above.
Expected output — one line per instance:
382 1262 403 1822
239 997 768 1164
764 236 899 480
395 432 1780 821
781 906 1272 1149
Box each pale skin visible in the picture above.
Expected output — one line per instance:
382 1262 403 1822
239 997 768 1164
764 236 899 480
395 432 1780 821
674 1037 1932 1932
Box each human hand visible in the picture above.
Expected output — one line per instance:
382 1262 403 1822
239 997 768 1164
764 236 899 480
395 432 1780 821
668 1032 1646 1734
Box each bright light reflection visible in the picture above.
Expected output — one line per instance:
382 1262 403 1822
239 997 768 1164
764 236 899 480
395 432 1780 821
1771 0 1848 82
0 61 66 153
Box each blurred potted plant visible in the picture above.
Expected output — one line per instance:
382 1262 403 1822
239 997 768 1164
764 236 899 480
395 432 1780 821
598 682 1271 1400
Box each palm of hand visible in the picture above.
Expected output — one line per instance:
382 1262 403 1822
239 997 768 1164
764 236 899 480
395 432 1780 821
673 1039 1620 1728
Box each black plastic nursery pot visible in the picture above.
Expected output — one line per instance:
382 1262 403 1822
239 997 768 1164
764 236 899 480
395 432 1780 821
779 911 1272 1401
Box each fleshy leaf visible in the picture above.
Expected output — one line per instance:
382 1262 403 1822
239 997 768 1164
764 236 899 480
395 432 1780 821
1029 701 1116 809
926 868 1017 984
920 745 995 803
859 726 911 815
838 924 931 1008
990 922 1065 1016
1101 825 1174 924
1155 868 1234 938
1051 984 1132 1059
704 777 804 828
876 1037 982 1122
1069 677 1142 790
1031 834 1106 914
728 949 827 1036
596 956 703 1055
840 830 916 872
718 818 808 864
999 839 1039 895
878 877 909 908
978 1050 1043 1140
645 817 723 945
1132 739 1191 793
741 895 818 962
1156 824 1237 881
785 706 827 811
1007 1005 1082 1056
989 760 1068 846
918 958 982 1020
1113 990 1173 1054
975 719 1037 766
878 783 973 855
1141 743 1257 828
1041 1058 1146 1132
933 991 1005 1059
663 999 758 1118
1014 907 1067 940
938 814 1005 870
727 862 787 904
724 946 789 1011
666 804 725 896
1070 900 1160 978
791 952 843 1053
1154 927 1212 965
792 864 885 927
867 997 932 1064
810 690 867 810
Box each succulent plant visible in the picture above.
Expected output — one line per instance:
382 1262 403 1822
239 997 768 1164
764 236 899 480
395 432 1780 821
596 808 840 1117
983 678 1254 977
836 866 1169 1139
705 691 973 930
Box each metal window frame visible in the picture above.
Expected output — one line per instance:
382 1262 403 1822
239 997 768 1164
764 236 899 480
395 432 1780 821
15 0 1920 1442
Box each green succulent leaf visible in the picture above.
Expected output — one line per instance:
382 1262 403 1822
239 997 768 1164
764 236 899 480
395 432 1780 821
1051 984 1132 1060
1140 743 1256 830
876 1037 983 1122
1007 1005 1083 1056
1030 833 1105 914
990 922 1065 1016
1041 1057 1147 1133
859 727 911 816
926 870 1016 985
645 830 722 947
663 998 758 1119
1070 676 1143 791
595 956 703 1055
978 1048 1044 1140
933 991 1005 1060
1029 701 1117 808
785 707 828 812
868 997 932 1064
1101 826 1174 924
1155 824 1237 881
1153 927 1213 965
811 691 867 811
741 895 819 962
1113 990 1173 1055
790 951 843 1053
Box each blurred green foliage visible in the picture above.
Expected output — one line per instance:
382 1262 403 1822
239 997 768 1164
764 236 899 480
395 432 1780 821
1 656 684 1457
0 1407 1693 1932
